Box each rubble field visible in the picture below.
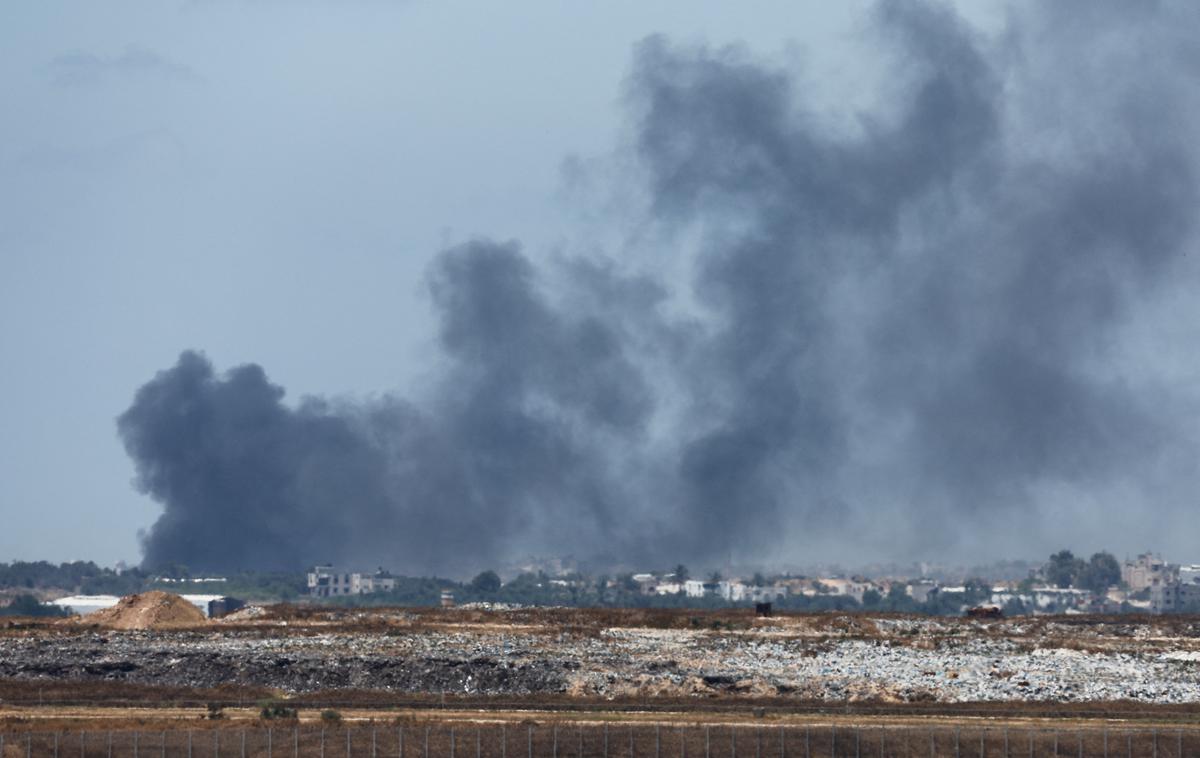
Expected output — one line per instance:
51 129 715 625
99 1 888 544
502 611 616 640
3 607 1200 705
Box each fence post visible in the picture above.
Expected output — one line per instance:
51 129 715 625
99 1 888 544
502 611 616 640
603 725 607 758
1126 732 1131 758
1153 729 1157 758
1102 729 1107 758
628 727 633 758
733 727 738 758
683 727 687 758
1076 733 1081 758
831 726 836 758
424 728 430 758
804 728 809 758
28 733 32 758
56 731 60 758
399 728 404 758
1177 730 1182 758
880 728 884 758
955 729 960 758
241 731 245 758
162 731 166 758
656 726 660 758
529 725 533 758
189 731 194 758
348 728 352 758
1052 732 1057 758
321 729 326 758
136 731 140 758
477 729 481 758
706 727 711 758
1003 729 1008 758
213 730 218 758
855 729 859 758
554 726 559 758
931 730 936 758
269 728 274 758
781 727 786 758
373 729 377 758
980 729 985 758
1027 731 1032 758
501 726 505 758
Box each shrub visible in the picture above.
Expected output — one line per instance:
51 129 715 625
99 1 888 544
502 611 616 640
321 709 343 724
258 700 297 720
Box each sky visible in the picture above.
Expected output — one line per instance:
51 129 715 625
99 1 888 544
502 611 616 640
2 1 1198 575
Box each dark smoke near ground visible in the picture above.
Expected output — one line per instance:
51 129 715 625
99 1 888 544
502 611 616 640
120 1 1200 573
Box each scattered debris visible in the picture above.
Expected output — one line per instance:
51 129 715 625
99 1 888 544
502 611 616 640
4 610 1200 703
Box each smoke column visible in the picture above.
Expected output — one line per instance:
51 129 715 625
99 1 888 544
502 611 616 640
120 0 1200 573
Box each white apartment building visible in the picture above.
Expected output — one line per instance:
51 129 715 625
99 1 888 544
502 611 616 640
307 565 397 597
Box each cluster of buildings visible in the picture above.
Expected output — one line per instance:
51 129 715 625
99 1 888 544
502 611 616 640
304 552 1200 615
627 572 915 605
1123 553 1200 614
629 574 788 603
583 555 1200 615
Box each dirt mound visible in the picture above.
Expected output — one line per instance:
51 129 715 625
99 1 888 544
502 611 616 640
86 591 207 630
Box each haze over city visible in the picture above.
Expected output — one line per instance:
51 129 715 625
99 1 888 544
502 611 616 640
4 1 1200 575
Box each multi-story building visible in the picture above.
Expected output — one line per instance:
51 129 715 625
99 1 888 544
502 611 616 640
307 566 396 597
1179 565 1200 587
1151 581 1200 614
1122 553 1174 592
1150 563 1200 614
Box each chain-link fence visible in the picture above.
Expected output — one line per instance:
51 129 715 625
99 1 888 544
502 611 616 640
1 723 1195 758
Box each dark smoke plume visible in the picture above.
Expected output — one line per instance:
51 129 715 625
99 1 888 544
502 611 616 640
120 0 1200 573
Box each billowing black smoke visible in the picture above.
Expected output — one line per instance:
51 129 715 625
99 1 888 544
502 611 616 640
120 0 1200 573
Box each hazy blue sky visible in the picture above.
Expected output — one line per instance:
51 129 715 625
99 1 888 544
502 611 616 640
0 1 888 565
9 2 1197 573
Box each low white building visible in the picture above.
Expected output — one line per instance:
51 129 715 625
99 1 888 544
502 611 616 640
1029 587 1092 610
907 580 938 604
717 581 786 603
653 580 708 598
50 595 120 615
819 577 874 603
181 594 228 617
717 580 748 601
631 573 658 595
